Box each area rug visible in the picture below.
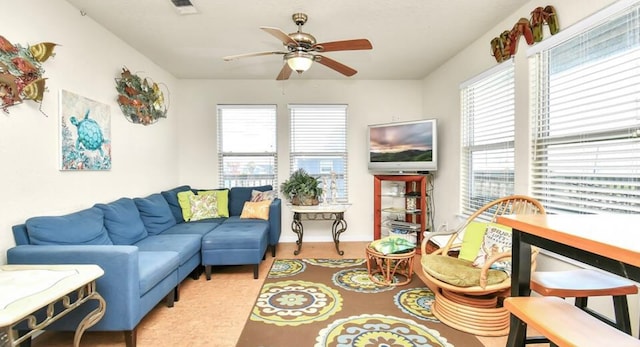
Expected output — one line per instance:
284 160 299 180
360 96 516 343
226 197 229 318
237 258 483 347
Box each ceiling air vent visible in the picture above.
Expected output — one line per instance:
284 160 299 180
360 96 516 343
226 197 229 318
170 0 198 15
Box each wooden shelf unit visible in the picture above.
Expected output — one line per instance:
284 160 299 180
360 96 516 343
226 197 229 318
373 174 428 252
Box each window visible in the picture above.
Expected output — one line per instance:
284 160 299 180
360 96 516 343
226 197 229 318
529 1 640 214
288 104 348 202
460 62 515 216
217 105 277 188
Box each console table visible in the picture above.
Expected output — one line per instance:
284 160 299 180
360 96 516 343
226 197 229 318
0 264 106 347
290 204 351 255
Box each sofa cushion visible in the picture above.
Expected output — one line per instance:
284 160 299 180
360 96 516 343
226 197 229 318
240 200 271 220
161 220 222 236
189 193 219 221
138 251 180 295
229 185 272 217
25 207 113 246
95 198 148 245
134 193 177 235
135 234 202 266
161 185 192 223
177 190 196 221
196 189 230 218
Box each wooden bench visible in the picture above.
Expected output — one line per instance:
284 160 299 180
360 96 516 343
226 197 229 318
504 296 640 347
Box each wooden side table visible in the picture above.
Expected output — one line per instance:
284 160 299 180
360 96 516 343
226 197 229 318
0 264 106 347
365 245 415 286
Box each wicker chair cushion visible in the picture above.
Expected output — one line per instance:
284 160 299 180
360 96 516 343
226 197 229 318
422 254 509 287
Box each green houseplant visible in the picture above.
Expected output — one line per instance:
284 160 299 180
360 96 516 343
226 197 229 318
280 168 323 205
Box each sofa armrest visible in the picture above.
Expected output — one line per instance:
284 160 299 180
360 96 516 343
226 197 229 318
268 198 282 245
7 245 142 329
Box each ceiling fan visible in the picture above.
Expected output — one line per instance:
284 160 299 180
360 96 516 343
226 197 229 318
223 13 373 80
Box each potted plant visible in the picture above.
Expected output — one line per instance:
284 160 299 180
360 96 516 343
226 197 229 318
280 168 323 205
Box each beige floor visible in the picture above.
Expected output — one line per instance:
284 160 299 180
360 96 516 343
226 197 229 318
31 241 526 347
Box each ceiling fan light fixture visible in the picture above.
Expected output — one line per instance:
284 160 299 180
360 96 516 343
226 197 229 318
286 52 313 73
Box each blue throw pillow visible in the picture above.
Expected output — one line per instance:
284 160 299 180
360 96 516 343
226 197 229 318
95 198 149 245
161 185 192 223
25 207 113 245
229 185 272 217
134 193 177 235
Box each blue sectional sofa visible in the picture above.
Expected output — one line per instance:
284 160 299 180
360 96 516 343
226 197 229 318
6 185 281 347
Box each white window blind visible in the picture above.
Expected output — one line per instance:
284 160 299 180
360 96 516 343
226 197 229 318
530 2 640 214
217 105 277 188
460 62 515 217
288 104 348 202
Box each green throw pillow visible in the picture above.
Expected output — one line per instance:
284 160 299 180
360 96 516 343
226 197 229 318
458 221 489 261
189 194 219 221
198 190 229 217
177 191 196 221
370 236 415 255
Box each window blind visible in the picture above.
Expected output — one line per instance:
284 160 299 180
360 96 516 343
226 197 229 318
288 104 348 202
530 2 640 214
217 105 277 188
460 62 515 217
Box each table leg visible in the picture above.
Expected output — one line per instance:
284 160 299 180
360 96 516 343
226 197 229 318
292 213 304 255
506 229 532 347
73 283 106 347
331 212 347 255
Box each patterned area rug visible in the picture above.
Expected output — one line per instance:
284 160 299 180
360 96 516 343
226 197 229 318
237 258 483 347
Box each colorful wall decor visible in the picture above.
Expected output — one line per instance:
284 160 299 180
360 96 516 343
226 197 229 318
490 6 559 63
115 67 168 125
0 35 57 113
59 89 111 171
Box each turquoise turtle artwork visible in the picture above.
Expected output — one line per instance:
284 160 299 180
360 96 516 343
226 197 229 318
70 110 105 156
60 90 111 171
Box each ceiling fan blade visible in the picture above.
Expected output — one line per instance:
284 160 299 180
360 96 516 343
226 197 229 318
315 55 357 77
260 27 299 47
312 39 372 52
276 64 293 80
223 51 285 61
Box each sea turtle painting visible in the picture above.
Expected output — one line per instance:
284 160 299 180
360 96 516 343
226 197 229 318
70 109 105 157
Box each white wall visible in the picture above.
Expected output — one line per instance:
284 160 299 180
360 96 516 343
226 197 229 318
421 0 638 334
175 79 423 243
0 0 180 263
422 0 619 229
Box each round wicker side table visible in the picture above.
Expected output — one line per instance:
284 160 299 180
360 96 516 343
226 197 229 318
365 244 416 286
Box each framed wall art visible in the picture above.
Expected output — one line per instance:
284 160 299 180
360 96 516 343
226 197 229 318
59 89 111 171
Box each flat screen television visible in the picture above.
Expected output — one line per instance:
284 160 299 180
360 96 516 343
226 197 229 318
367 119 438 173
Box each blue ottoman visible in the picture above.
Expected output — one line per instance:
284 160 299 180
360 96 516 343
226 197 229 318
201 222 269 279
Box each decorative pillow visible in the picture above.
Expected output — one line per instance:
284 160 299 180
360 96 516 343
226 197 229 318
369 236 415 255
229 185 272 216
95 198 148 245
472 223 513 275
240 200 271 220
177 190 196 221
133 193 177 235
25 207 113 246
197 189 229 217
458 221 489 262
250 189 277 202
189 194 219 221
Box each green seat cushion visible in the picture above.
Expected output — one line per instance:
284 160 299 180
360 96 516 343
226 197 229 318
421 254 509 287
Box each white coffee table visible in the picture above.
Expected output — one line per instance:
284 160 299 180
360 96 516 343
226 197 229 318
0 264 105 347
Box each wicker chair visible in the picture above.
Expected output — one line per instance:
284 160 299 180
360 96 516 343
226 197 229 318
420 195 545 337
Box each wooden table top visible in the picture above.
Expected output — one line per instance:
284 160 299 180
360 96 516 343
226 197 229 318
497 214 640 268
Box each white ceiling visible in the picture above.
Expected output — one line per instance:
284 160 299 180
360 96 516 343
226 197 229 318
64 0 529 80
